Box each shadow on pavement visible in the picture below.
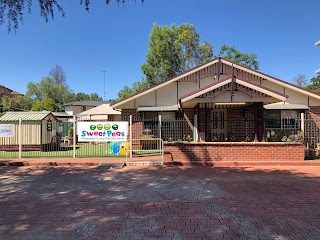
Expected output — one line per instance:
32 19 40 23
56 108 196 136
0 165 320 239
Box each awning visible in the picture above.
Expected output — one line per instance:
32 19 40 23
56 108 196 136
137 105 179 112
264 102 309 110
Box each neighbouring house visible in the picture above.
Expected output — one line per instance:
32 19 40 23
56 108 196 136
0 111 59 151
63 100 110 116
76 103 121 121
111 57 320 162
0 84 22 99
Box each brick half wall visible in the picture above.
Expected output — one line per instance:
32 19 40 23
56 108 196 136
164 142 305 162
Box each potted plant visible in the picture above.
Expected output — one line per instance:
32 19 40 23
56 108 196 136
67 127 74 145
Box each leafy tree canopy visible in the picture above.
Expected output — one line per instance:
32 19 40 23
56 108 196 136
117 23 259 100
1 95 33 111
305 73 320 93
0 0 144 32
141 23 213 86
26 77 72 105
219 44 259 70
31 97 61 111
67 92 103 102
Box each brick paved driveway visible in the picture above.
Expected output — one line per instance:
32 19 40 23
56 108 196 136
0 165 320 240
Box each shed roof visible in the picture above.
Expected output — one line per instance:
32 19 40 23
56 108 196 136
0 111 56 121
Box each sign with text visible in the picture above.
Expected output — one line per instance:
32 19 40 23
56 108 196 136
0 124 15 137
77 121 128 142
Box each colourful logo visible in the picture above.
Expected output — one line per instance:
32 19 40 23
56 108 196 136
112 124 119 130
90 125 96 130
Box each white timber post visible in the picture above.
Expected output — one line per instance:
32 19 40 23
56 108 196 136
301 112 305 138
73 116 76 158
158 113 162 140
194 114 198 142
18 118 22 159
130 115 133 158
158 113 162 150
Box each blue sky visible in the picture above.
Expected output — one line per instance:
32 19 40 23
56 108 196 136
0 0 319 100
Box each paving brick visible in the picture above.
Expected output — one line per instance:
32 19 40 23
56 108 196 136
0 165 320 239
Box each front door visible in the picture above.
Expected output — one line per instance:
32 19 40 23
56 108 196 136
211 109 227 141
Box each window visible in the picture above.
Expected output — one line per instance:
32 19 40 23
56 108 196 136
265 110 299 129
143 111 176 133
265 110 281 128
161 112 175 130
143 112 158 134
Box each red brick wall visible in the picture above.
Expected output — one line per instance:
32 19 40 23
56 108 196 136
164 142 305 162
121 109 143 140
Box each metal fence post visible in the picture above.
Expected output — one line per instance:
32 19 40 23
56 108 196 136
18 118 22 159
130 115 132 158
73 116 76 158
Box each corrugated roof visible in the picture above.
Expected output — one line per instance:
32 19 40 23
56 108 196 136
0 111 55 121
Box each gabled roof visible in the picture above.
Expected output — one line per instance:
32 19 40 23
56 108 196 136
111 57 320 108
0 84 22 95
0 84 13 92
111 57 221 108
63 100 110 107
0 111 57 121
220 58 320 100
179 77 288 103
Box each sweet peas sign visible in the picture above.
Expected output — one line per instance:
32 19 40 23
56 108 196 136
77 122 128 142
0 124 15 137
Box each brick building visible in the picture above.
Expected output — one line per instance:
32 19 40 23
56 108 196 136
111 57 320 161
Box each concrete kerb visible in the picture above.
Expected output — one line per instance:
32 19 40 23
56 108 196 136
1 158 320 167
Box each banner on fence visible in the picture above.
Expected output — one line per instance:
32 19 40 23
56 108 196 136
0 124 15 137
77 121 128 142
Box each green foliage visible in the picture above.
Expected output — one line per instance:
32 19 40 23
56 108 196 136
141 23 214 86
1 95 33 111
118 23 259 100
31 98 61 112
117 79 150 100
182 134 193 142
26 77 72 105
68 127 74 138
266 130 276 142
219 44 259 70
305 73 320 93
1 0 144 32
281 131 304 143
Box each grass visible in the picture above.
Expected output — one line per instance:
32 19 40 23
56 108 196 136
0 142 163 159
0 143 127 159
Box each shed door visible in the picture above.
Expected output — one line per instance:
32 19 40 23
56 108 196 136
211 110 227 141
